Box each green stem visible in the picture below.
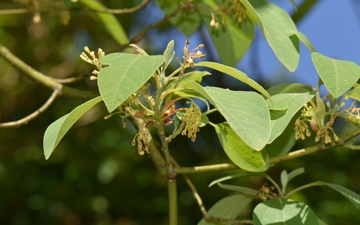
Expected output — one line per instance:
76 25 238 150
168 178 178 225
285 181 323 198
174 163 238 174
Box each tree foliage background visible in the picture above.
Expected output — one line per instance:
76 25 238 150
1 0 360 224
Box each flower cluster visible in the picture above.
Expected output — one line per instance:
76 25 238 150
180 101 202 142
80 46 105 80
295 103 339 144
182 40 206 68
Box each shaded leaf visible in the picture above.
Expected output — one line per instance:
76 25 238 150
98 53 164 112
43 96 103 160
345 87 360 101
198 0 255 66
214 122 269 172
209 172 268 187
204 87 271 150
198 194 253 225
77 0 129 47
320 182 360 209
217 183 258 196
253 198 319 225
312 52 360 98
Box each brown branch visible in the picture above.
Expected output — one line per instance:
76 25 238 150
0 88 60 128
0 0 150 15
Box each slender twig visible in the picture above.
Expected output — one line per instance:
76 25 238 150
120 3 185 49
0 88 60 128
285 181 324 198
174 163 238 174
0 43 98 99
0 0 150 15
51 72 89 84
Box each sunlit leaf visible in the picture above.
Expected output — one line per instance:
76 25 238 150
98 53 164 112
43 96 103 160
267 83 314 96
198 194 253 225
243 0 299 71
253 198 319 225
196 61 271 100
204 87 271 150
345 87 360 101
312 52 360 98
214 123 269 172
293 31 316 52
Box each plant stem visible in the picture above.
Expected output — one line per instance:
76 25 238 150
174 163 238 174
285 181 323 198
168 178 178 225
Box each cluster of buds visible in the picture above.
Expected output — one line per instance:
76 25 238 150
182 40 206 68
180 101 202 142
80 46 105 80
295 103 339 144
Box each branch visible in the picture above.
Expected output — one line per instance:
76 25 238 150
0 88 60 128
0 0 150 15
175 127 360 174
119 4 185 49
0 43 98 99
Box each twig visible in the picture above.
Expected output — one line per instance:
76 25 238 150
0 0 150 15
175 127 360 174
0 88 60 128
0 43 98 99
119 4 185 49
51 72 89 84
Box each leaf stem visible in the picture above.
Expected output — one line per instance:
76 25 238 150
168 178 178 225
285 181 323 198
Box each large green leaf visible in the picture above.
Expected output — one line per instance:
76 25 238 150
198 194 253 225
204 87 271 150
268 92 315 143
196 61 271 100
215 123 269 172
98 53 164 112
253 198 319 225
198 0 255 66
77 0 129 48
312 52 360 98
242 0 299 71
267 83 314 96
43 96 103 160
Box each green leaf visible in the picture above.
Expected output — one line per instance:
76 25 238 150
280 170 288 194
345 87 360 101
253 198 319 225
167 71 210 90
198 0 255 66
214 122 269 172
217 183 258 196
288 167 305 182
43 96 103 160
312 52 360 98
267 92 315 144
209 171 267 187
242 0 299 71
98 53 164 112
293 31 316 52
267 83 314 96
204 87 271 150
156 0 202 37
320 182 360 209
198 194 253 225
196 61 271 100
77 0 129 48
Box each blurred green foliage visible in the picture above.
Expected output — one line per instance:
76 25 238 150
1 0 360 224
